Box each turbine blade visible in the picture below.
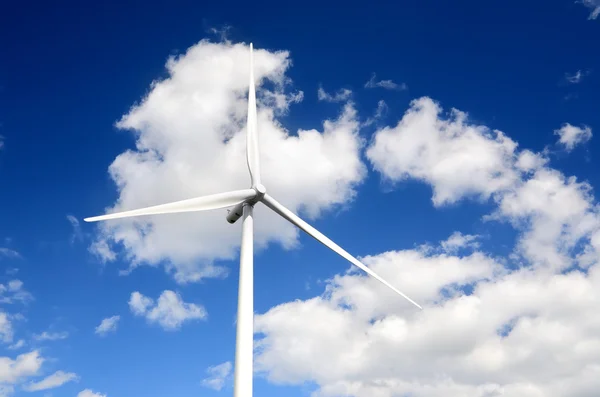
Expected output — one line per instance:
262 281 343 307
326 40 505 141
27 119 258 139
246 42 261 187
261 194 422 310
84 189 257 222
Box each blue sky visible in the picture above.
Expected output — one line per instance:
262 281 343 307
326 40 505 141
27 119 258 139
1 1 600 396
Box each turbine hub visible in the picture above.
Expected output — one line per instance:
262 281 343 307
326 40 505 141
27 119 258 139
255 183 267 196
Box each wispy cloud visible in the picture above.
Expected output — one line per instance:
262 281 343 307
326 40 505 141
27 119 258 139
201 361 232 391
363 100 389 127
565 69 591 84
317 85 352 102
66 215 84 244
23 371 79 392
8 339 25 350
0 312 14 343
0 248 21 260
364 73 407 91
129 290 206 330
578 0 600 19
94 315 120 337
0 279 33 304
206 24 232 43
32 331 69 342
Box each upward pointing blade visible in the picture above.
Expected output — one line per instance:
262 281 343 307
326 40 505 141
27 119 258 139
246 43 261 188
84 189 257 222
261 194 423 310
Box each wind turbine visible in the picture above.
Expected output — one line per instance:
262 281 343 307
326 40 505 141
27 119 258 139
84 43 422 397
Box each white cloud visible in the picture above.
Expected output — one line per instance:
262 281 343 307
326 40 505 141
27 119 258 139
0 351 44 391
366 97 519 206
201 361 232 391
67 215 84 243
254 241 600 397
317 85 352 102
363 100 388 127
129 290 206 330
0 280 33 305
440 232 480 253
89 40 366 283
32 332 68 342
88 240 115 263
364 73 407 91
0 249 20 260
554 123 592 151
77 389 106 397
578 0 600 19
7 340 24 351
565 69 590 84
0 313 12 343
515 149 548 172
368 96 600 271
22 370 78 391
253 95 600 397
0 136 4 151
94 316 120 336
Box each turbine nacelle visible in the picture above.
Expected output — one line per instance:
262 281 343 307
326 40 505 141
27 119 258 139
226 184 266 224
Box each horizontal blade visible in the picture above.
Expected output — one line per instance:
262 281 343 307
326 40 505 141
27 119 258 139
246 43 261 187
261 194 422 310
84 189 257 222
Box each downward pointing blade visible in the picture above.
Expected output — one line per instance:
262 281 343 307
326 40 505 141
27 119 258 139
261 194 423 310
84 189 257 222
246 43 261 188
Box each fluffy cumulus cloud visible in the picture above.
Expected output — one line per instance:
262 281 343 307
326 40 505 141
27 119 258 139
201 361 232 391
94 315 120 336
0 351 44 395
22 370 78 391
253 96 600 397
366 97 519 206
554 123 592 151
129 290 206 330
90 40 366 283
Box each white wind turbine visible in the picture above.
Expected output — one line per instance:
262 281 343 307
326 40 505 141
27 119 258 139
84 43 422 397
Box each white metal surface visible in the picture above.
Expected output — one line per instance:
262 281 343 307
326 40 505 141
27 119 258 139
261 194 423 310
234 204 254 397
246 43 261 188
84 189 256 222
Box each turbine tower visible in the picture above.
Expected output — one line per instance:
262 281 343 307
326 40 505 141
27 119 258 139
84 43 422 397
